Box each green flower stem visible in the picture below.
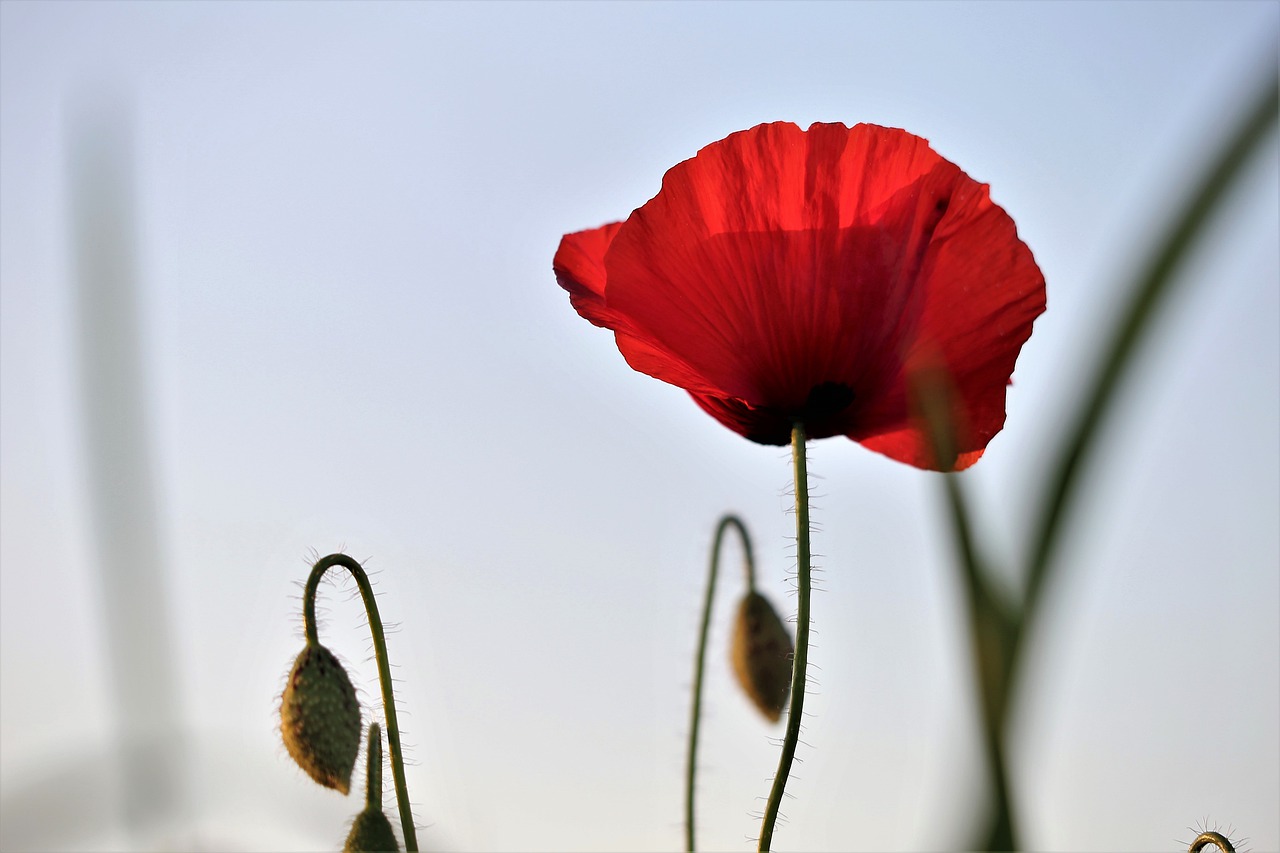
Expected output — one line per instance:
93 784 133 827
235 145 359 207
922 73 1277 852
686 514 757 852
916 371 1019 849
1014 75 1279 687
305 554 418 852
758 421 812 852
940 472 1018 851
365 723 384 811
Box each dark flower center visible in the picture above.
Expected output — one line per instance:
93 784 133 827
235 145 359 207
798 381 855 422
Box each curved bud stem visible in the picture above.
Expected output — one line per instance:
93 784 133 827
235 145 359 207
1189 831 1238 853
304 554 418 852
758 421 812 852
686 514 757 851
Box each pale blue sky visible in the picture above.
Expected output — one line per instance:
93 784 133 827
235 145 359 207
1 2 1277 851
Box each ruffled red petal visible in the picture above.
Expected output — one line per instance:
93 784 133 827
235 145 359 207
554 221 714 394
552 220 625 330
848 171 1046 469
555 122 1045 470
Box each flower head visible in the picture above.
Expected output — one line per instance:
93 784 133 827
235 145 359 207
554 122 1045 470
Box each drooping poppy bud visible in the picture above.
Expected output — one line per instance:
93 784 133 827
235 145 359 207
281 642 361 794
730 591 794 722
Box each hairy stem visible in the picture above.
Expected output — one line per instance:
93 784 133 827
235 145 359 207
1189 831 1237 853
758 422 811 852
365 723 384 811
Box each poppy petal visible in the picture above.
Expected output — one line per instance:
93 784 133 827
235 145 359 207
553 221 626 330
850 176 1046 467
555 220 719 395
605 123 945 407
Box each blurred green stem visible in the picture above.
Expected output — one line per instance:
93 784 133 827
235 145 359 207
918 374 1019 850
1013 75 1279 686
686 514 757 852
758 422 811 852
929 73 1276 852
305 554 419 852
942 472 1019 851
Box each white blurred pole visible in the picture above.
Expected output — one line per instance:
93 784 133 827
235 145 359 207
69 94 185 838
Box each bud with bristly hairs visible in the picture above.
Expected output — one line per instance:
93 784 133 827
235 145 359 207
281 641 362 794
345 723 401 852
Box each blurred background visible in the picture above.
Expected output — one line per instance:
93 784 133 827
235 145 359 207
1 2 1276 851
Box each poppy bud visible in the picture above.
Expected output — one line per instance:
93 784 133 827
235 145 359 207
344 722 400 852
280 642 361 794
730 591 794 722
344 808 400 853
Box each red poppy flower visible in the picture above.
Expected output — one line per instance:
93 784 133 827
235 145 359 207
554 122 1045 470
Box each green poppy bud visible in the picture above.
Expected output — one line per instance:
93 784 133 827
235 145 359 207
344 807 400 853
343 722 401 852
730 591 794 722
280 642 361 794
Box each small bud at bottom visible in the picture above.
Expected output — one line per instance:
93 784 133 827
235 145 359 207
344 807 401 853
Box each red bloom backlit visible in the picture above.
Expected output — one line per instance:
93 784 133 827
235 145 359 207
554 122 1045 470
